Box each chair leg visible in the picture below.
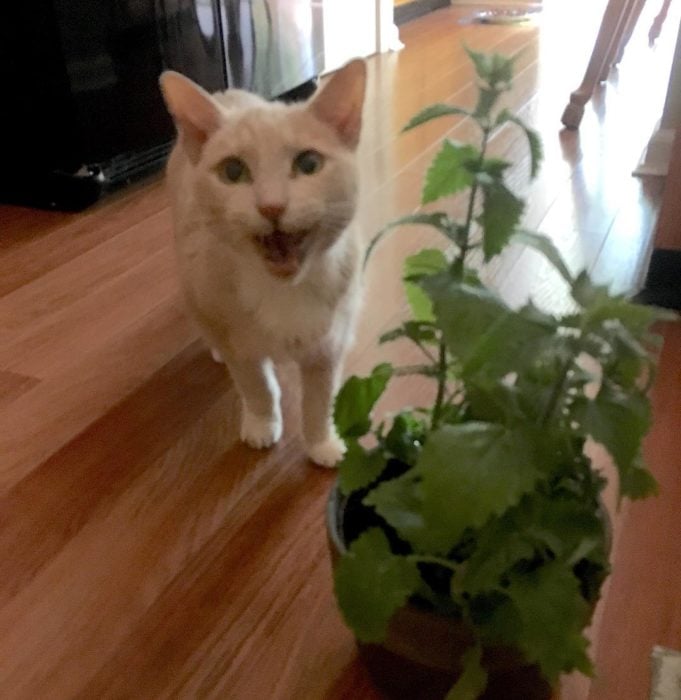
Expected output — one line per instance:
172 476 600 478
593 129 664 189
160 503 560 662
612 0 648 73
561 0 632 129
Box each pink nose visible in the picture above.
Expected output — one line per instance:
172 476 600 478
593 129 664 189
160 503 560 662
257 203 285 222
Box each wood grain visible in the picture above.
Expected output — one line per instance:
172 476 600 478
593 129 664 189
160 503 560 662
0 371 39 410
1 1 680 698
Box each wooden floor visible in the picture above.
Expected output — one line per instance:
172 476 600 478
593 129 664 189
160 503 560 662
1 2 680 698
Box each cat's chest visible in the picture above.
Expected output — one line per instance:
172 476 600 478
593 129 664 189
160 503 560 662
240 276 337 342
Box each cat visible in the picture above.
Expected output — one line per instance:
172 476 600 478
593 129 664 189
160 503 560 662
159 60 367 467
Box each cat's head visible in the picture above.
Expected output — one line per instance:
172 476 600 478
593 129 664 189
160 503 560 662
160 60 367 280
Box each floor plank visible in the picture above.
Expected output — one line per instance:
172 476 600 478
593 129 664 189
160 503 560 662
0 209 172 337
0 370 39 410
0 298 194 494
0 180 168 298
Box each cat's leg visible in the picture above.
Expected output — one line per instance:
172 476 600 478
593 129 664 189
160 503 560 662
225 355 283 449
300 353 346 468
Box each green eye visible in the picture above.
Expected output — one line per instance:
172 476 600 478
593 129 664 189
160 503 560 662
222 157 250 183
293 150 324 176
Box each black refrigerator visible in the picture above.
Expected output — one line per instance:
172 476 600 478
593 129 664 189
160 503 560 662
0 0 324 211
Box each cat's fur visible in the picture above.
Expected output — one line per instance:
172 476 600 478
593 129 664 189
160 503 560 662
159 60 367 467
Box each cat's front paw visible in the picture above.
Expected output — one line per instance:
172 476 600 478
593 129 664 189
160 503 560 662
307 435 346 468
241 411 283 449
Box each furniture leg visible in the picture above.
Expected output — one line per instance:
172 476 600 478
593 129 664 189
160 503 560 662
561 0 631 128
609 0 648 73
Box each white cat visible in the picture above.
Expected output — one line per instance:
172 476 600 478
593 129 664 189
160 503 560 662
159 60 366 467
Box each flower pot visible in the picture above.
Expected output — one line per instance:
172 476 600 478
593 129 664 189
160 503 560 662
326 484 553 700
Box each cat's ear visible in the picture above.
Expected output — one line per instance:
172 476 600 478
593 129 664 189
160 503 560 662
309 59 367 149
159 71 222 162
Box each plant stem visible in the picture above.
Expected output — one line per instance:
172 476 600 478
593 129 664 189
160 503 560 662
432 126 492 430
431 337 448 429
541 327 589 426
458 126 491 264
431 125 491 430
393 363 439 377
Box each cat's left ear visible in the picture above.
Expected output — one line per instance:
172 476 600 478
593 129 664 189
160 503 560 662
309 59 367 150
159 71 222 162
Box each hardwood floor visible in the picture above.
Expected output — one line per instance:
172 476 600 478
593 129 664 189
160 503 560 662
1 2 679 698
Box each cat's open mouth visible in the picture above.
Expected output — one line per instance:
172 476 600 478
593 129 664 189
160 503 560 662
253 230 307 278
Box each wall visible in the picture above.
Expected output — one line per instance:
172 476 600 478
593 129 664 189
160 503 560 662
316 0 399 74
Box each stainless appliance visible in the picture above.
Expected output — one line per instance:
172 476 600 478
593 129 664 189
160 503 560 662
0 0 323 211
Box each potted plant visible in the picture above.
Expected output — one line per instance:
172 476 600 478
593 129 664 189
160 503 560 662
327 49 673 700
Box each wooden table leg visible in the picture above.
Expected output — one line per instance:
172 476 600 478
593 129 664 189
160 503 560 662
561 0 632 129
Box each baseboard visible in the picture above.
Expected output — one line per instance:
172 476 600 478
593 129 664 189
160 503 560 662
634 248 681 310
634 126 676 177
395 0 450 26
650 646 681 699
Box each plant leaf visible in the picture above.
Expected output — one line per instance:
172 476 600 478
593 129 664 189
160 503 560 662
365 212 454 266
424 277 507 357
403 104 471 132
334 363 392 439
619 458 659 499
522 496 607 566
465 47 517 88
481 561 593 682
424 278 556 380
338 440 386 495
363 472 442 552
422 141 478 205
474 87 500 119
404 248 449 279
595 320 656 390
463 489 609 599
404 248 448 321
574 381 652 500
478 180 524 260
417 423 543 552
465 47 494 83
445 644 489 700
460 302 556 378
405 284 436 323
479 157 512 178
463 528 535 595
334 528 421 642
584 295 677 333
496 110 543 178
384 412 427 465
571 271 612 308
511 229 573 284
465 382 524 423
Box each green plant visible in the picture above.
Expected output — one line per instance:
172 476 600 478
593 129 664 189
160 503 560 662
332 49 673 700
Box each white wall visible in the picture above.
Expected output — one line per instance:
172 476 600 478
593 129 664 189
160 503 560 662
314 0 398 74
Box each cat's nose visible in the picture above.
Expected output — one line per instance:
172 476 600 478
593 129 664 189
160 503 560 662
257 203 286 223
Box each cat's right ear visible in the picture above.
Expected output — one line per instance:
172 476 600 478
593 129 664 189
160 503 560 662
159 71 222 162
309 59 367 150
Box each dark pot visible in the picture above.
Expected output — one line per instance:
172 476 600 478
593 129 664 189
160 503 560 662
326 484 554 700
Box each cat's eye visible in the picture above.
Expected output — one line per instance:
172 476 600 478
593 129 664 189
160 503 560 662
293 150 324 176
221 157 251 183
